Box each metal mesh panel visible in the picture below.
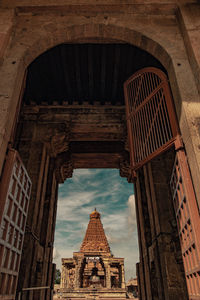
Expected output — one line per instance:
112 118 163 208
124 67 179 170
170 151 200 299
0 149 31 299
124 67 200 298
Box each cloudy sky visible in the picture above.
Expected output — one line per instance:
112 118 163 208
53 169 139 280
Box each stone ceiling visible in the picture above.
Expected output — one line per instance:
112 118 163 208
23 43 165 106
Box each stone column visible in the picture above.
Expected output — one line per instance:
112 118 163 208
62 264 67 288
16 120 72 299
120 264 125 289
135 169 152 300
104 261 111 289
66 267 70 289
74 259 82 289
0 9 15 175
61 263 65 288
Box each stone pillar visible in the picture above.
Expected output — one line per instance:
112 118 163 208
66 267 70 289
74 259 82 289
15 119 72 299
0 9 15 176
65 265 68 288
104 261 111 289
61 264 65 288
175 4 200 212
61 263 68 289
177 4 200 95
135 169 152 300
120 264 125 289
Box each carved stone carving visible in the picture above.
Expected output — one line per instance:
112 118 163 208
60 159 74 182
55 151 74 183
50 133 69 157
49 123 71 157
119 159 135 183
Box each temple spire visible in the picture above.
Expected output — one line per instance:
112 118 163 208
80 210 111 254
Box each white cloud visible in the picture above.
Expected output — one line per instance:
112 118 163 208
57 191 96 221
128 195 137 233
53 169 139 280
53 247 61 260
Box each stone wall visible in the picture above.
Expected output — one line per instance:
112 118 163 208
0 1 199 299
0 1 199 206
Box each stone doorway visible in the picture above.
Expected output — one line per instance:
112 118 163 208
0 42 198 300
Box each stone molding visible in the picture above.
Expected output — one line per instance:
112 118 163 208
50 131 70 157
38 122 72 182
59 159 74 182
54 151 74 183
47 122 71 157
119 159 135 183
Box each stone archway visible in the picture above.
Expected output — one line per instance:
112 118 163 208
0 21 200 206
12 42 188 300
0 18 200 300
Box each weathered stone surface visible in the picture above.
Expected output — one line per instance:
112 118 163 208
60 210 126 299
80 210 111 253
0 1 199 300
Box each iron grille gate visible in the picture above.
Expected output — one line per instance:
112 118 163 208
124 67 200 299
124 67 179 171
170 151 200 298
0 149 32 300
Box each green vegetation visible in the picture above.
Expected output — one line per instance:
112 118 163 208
55 269 61 284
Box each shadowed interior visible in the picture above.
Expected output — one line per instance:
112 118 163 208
23 43 165 106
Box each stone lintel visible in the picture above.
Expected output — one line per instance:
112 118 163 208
21 105 126 143
73 252 85 258
62 258 75 263
9 3 178 17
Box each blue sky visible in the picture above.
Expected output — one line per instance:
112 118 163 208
53 169 139 280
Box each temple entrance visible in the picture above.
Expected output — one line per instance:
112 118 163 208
55 168 137 299
0 42 199 300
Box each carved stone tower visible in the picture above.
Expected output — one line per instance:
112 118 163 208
80 209 111 254
60 210 126 299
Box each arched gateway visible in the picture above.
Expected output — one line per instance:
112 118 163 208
0 6 200 300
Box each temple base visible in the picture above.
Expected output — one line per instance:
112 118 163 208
59 288 127 299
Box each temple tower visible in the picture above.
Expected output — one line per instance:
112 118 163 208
60 210 126 299
80 209 111 254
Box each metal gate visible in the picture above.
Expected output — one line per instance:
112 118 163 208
124 67 180 171
0 149 32 300
170 150 200 298
124 67 200 299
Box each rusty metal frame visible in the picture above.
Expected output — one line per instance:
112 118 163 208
170 150 200 299
124 66 200 299
0 149 32 299
124 67 181 172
